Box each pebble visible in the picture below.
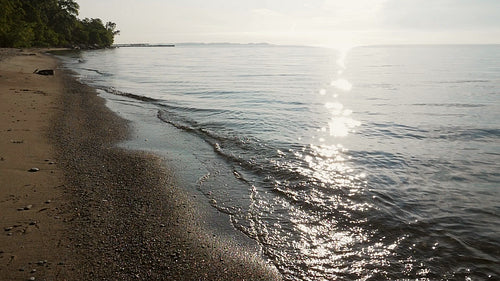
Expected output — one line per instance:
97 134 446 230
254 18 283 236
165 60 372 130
45 200 51 204
29 277 35 281
24 205 33 210
4 227 13 231
28 168 40 172
31 269 37 273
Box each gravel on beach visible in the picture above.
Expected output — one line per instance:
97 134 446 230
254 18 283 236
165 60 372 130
51 66 281 280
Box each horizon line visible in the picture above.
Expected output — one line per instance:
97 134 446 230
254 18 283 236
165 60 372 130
113 42 500 48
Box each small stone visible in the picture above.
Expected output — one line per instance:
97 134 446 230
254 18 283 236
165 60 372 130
45 200 51 204
7 233 12 236
19 268 25 271
4 227 13 231
160 224 166 228
31 269 37 273
29 221 37 226
28 277 35 281
24 205 33 210
28 168 39 172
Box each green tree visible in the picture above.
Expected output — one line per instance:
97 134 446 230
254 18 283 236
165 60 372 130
58 0 79 16
0 0 118 48
0 0 16 46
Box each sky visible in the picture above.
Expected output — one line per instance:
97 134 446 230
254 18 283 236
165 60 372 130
78 0 500 47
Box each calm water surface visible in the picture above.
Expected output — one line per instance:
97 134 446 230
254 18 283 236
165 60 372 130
60 45 500 280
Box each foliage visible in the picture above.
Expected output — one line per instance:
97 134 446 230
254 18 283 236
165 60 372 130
0 0 119 48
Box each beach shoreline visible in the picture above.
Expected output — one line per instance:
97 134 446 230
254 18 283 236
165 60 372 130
0 49 281 280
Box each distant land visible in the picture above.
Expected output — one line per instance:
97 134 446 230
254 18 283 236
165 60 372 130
113 43 175 47
176 42 272 46
112 42 282 48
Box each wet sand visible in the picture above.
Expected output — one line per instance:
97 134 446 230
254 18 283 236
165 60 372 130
0 49 281 280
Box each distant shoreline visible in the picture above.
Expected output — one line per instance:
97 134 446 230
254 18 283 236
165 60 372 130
113 43 175 47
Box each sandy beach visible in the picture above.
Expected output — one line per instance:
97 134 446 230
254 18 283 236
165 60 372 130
0 49 281 280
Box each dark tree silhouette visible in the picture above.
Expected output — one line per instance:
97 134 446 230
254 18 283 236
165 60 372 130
0 0 119 48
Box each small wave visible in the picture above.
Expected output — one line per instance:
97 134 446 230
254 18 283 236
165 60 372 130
351 150 409 171
368 64 400 68
80 67 112 76
434 79 491 84
360 83 397 90
156 110 199 132
156 102 234 115
363 123 428 140
157 107 316 189
411 103 487 108
182 90 247 96
96 86 159 102
236 73 299 77
364 123 500 142
434 128 500 141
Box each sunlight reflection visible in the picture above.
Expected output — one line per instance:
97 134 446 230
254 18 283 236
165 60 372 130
293 144 367 189
324 101 361 137
320 48 360 139
329 116 361 137
331 78 353 91
256 46 400 280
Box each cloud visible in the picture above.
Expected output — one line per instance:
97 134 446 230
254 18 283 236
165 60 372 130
381 0 500 30
322 0 387 20
78 0 500 45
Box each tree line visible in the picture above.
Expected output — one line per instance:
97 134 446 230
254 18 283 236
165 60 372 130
0 0 119 48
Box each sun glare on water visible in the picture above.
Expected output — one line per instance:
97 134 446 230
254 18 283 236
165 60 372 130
318 46 360 138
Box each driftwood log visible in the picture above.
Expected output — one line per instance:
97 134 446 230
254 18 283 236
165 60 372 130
34 69 54 76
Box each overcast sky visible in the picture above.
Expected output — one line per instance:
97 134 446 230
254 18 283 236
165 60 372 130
78 0 500 47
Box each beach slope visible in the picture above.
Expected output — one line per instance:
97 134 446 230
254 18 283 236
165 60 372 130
0 49 281 280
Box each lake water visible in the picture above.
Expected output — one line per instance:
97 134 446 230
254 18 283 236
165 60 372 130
59 44 500 280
